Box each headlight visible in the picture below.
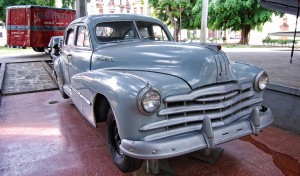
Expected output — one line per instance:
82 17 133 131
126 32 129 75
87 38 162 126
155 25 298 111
254 71 269 91
137 85 161 114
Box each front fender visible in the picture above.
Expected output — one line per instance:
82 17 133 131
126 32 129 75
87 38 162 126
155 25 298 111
71 69 191 140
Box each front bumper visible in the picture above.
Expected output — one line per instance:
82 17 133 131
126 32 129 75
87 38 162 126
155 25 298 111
120 106 273 160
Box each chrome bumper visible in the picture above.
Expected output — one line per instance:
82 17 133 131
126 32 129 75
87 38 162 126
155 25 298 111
120 106 273 160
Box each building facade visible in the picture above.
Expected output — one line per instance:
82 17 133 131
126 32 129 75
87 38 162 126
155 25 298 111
92 0 146 15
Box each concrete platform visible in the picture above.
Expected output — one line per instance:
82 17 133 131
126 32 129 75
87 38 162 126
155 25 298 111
0 91 300 175
0 53 57 95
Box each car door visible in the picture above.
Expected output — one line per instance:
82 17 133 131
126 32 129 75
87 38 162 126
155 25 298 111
60 26 75 85
67 25 94 125
68 25 93 83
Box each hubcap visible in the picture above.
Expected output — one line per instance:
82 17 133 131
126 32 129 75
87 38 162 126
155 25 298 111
111 119 123 155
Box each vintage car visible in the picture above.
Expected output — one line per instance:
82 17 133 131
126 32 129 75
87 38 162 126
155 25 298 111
54 14 273 173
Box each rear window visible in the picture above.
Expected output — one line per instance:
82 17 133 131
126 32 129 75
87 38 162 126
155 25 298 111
95 21 138 43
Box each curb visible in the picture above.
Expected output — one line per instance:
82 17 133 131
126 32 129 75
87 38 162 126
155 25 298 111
0 62 6 95
267 82 300 97
0 63 6 107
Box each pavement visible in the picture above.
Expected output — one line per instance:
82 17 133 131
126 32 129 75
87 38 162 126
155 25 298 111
0 91 299 175
224 47 300 88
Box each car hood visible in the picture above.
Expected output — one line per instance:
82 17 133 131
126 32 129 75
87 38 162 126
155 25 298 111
91 41 237 89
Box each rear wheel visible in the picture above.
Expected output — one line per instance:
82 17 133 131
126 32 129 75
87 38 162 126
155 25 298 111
32 47 45 52
54 71 69 99
106 109 143 173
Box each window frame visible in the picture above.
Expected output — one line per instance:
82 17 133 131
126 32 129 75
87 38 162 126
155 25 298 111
64 26 75 47
74 25 92 49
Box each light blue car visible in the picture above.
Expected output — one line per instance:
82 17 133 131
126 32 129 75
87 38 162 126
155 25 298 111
54 14 273 173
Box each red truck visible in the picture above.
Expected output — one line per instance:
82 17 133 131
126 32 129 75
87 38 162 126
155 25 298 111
6 5 75 52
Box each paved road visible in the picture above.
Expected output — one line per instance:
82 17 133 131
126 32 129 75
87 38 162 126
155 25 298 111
224 48 300 88
0 51 50 63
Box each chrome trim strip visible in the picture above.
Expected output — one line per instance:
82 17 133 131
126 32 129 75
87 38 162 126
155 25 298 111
158 91 259 116
121 107 273 160
141 101 260 131
142 107 261 141
70 86 91 105
195 91 239 102
164 83 252 103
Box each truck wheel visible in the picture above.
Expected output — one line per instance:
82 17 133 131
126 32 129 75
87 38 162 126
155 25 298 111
106 109 143 173
32 47 45 52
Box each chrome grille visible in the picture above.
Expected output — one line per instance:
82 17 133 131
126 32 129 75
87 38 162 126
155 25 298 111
140 82 262 141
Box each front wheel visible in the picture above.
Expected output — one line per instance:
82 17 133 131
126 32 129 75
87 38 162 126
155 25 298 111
106 109 143 173
53 71 68 99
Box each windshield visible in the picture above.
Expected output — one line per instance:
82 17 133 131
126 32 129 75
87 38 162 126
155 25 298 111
94 21 171 43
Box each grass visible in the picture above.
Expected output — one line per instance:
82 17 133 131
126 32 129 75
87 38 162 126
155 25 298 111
0 46 35 55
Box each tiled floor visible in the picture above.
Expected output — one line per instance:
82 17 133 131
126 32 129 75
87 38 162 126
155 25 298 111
0 91 299 176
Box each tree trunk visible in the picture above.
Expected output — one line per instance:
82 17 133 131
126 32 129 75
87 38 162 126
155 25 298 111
76 0 87 18
174 24 180 42
239 25 251 45
165 6 179 41
200 0 208 43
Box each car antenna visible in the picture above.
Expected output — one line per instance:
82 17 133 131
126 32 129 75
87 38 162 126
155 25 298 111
290 0 300 64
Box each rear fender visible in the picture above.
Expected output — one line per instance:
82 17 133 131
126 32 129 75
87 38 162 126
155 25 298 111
54 56 65 86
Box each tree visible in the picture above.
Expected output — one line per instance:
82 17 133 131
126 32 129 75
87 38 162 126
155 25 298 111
62 0 75 9
0 0 55 24
207 0 278 44
149 0 197 41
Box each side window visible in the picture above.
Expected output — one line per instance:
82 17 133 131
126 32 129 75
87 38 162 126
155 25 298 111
65 27 74 46
135 21 170 41
95 21 138 43
138 27 149 39
96 26 114 37
152 25 168 41
76 26 90 48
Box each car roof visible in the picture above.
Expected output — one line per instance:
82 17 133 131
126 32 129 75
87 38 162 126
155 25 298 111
70 14 165 26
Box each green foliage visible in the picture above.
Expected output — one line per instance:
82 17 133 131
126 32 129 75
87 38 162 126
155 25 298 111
0 0 55 24
62 0 75 9
262 36 271 44
207 0 281 44
208 0 275 31
262 37 297 46
149 0 198 41
149 0 196 29
191 0 202 28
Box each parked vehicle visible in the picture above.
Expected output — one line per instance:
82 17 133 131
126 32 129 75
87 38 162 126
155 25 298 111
54 14 273 173
47 36 63 60
6 5 75 52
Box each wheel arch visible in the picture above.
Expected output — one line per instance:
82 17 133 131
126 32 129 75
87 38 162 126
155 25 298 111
93 93 110 124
